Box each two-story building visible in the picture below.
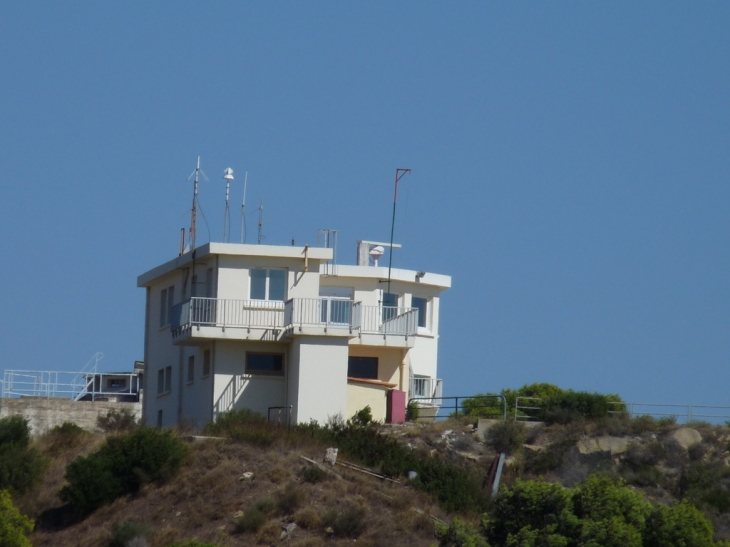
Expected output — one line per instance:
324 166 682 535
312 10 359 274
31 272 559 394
137 240 450 427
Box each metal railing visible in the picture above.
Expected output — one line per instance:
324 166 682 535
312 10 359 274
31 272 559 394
409 377 443 406
2 370 140 401
173 297 418 338
515 397 544 421
352 303 418 337
408 395 507 421
609 402 730 424
284 298 353 331
172 297 285 334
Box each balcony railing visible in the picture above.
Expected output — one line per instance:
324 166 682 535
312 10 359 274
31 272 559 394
409 376 443 406
173 297 418 338
352 303 418 337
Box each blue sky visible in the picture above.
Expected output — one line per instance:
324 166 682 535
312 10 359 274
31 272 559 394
1 3 728 406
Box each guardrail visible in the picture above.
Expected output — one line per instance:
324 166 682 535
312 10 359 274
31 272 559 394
172 298 285 333
409 377 443 406
352 303 418 337
284 298 353 331
514 397 543 421
409 395 507 421
2 370 140 401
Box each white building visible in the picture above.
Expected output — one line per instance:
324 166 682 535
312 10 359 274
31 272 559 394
137 239 450 427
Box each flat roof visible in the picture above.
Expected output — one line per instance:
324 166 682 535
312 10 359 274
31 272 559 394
138 242 333 287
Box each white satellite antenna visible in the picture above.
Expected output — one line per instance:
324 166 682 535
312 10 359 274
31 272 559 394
223 168 234 242
240 171 248 243
369 245 385 267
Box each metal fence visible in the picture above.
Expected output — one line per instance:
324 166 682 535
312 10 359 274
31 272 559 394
284 298 353 331
409 395 507 421
2 370 140 401
352 303 418 336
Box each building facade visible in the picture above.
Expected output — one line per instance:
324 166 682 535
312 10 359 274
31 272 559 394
137 240 450 427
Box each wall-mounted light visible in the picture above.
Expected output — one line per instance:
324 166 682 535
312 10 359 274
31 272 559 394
415 271 425 281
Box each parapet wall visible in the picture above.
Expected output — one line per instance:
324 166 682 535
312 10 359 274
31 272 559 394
0 398 142 436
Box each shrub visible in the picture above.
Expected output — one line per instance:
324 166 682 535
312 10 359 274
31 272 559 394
256 521 281 544
630 415 678 434
485 420 526 454
0 490 33 547
169 541 218 547
321 503 367 538
301 465 327 484
435 518 489 547
108 521 154 547
97 409 138 433
275 482 304 515
406 401 420 421
644 500 716 547
523 437 577 475
0 416 44 494
350 406 373 427
202 409 275 447
60 428 187 514
541 391 616 423
234 507 268 533
254 496 276 516
294 507 321 529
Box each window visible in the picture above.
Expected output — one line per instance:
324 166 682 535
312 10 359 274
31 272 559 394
158 365 172 396
246 353 284 376
206 268 214 298
203 349 211 377
159 285 175 327
250 269 286 301
157 410 163 428
108 378 126 389
157 368 164 395
412 297 428 329
348 357 378 380
165 366 172 392
187 355 194 384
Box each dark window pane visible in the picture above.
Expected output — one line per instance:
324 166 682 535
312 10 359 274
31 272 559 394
412 297 427 328
250 269 267 300
268 270 286 301
246 353 284 375
347 357 378 380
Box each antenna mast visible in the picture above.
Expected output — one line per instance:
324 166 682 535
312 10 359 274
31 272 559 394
257 199 264 244
187 157 208 252
386 168 411 296
240 171 248 243
223 168 234 242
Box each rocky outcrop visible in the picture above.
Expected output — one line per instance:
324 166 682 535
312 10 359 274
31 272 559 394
577 435 631 455
670 427 702 449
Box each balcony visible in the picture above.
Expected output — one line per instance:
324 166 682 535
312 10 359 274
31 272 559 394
171 297 418 345
409 376 443 407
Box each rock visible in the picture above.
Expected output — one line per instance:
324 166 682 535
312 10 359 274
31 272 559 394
325 526 334 534
523 444 544 452
671 428 702 449
280 522 297 539
324 447 338 466
577 436 629 455
441 429 453 440
233 510 244 518
238 471 254 481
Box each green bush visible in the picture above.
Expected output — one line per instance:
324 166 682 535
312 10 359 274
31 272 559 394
350 406 373 427
301 465 327 484
435 518 488 547
523 437 577 475
60 428 187 514
234 507 268 533
275 483 304 515
0 416 44 494
108 521 154 547
321 503 367 538
541 391 616 423
406 401 420 421
50 422 85 437
0 490 33 547
485 420 527 455
97 409 138 433
644 500 716 547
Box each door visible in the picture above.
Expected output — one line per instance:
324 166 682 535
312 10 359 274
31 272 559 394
319 287 354 327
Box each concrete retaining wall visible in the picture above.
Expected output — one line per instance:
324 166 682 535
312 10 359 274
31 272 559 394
0 398 142 436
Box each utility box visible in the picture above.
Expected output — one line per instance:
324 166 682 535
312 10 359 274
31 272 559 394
386 389 406 424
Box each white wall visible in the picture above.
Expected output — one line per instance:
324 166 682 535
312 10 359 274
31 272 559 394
289 337 349 424
212 340 287 419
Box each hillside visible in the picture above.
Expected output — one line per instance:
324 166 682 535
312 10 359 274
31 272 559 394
7 410 730 546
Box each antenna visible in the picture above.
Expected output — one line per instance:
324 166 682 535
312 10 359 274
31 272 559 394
240 171 248 243
187 156 209 253
223 168 234 242
257 199 264 244
386 168 411 296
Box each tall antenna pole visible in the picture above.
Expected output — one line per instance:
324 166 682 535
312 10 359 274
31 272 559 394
257 199 264 244
240 171 248 243
223 168 234 243
387 168 411 297
187 157 208 296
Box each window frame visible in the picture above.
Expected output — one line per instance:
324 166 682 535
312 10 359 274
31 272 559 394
245 352 285 377
202 349 211 378
411 296 429 330
187 355 195 384
249 268 287 302
159 285 175 328
347 356 379 380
